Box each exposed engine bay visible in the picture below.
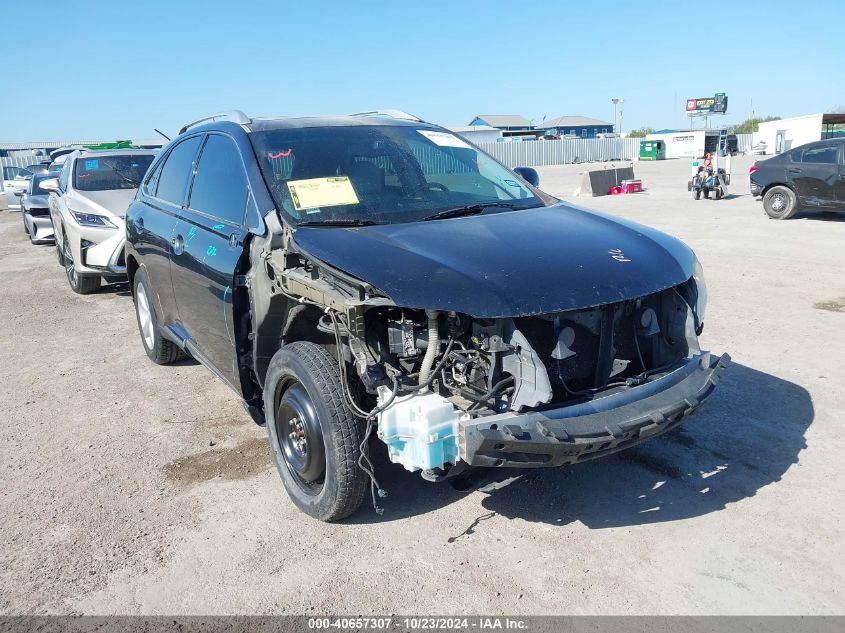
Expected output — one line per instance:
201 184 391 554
250 229 708 485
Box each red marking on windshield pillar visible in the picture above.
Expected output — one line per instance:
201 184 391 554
268 149 292 159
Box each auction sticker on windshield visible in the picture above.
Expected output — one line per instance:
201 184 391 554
417 129 471 148
287 176 360 211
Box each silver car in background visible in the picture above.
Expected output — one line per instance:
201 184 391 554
41 149 156 294
1 165 34 211
18 171 59 244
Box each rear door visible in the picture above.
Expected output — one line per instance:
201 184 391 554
131 135 204 327
170 133 250 391
788 142 840 206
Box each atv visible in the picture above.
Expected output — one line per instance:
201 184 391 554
689 166 729 200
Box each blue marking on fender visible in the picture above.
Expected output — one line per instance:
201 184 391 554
212 223 225 230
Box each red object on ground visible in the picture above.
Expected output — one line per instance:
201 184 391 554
609 186 624 195
621 179 642 193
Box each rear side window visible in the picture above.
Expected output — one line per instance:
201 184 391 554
800 144 839 165
155 136 203 205
188 135 248 224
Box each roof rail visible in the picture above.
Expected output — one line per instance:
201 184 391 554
178 110 250 134
350 109 423 122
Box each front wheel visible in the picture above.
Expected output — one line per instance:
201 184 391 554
763 185 797 220
133 267 185 364
63 235 100 294
264 342 367 522
22 210 29 235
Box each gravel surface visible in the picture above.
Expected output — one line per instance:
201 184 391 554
1 155 843 615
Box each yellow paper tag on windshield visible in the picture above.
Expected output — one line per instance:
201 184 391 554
287 176 359 211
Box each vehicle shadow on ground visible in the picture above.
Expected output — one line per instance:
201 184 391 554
349 363 813 529
99 281 132 297
793 210 845 222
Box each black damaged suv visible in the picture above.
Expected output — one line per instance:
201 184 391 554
125 110 728 521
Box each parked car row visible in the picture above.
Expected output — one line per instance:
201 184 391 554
6 110 728 522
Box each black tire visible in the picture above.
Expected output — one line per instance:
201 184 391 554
763 185 797 220
694 189 701 200
264 342 367 522
22 210 29 235
132 267 185 364
715 188 722 200
63 235 100 294
703 190 710 199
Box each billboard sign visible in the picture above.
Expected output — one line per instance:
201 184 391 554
686 93 728 114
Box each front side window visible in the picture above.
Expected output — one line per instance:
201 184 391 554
155 136 203 205
251 125 542 225
73 154 155 191
188 135 248 224
800 144 839 165
59 160 71 190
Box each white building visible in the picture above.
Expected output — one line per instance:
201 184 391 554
447 125 503 144
645 129 725 159
754 113 845 155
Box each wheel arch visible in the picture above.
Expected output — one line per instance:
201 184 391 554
761 182 797 198
126 253 140 289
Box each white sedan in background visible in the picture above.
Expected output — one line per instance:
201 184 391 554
41 149 156 294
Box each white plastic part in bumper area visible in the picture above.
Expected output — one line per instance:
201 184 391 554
376 387 466 472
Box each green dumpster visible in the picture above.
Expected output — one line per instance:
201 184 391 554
639 140 666 161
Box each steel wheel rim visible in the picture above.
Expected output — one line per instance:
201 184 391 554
771 193 786 212
136 282 155 350
275 381 326 494
63 238 77 285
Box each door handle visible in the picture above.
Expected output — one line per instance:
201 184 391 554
171 234 184 256
788 168 801 173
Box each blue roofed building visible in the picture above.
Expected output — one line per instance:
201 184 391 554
538 115 615 139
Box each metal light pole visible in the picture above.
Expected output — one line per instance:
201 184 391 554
611 98 624 134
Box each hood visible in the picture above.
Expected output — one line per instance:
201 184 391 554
26 194 49 208
69 188 136 218
292 203 697 318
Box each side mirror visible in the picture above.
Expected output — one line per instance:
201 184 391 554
40 178 60 192
514 166 540 187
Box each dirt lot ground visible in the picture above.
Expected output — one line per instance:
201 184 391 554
1 155 843 615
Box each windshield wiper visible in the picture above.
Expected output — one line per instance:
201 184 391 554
296 218 383 227
101 159 141 188
422 202 522 221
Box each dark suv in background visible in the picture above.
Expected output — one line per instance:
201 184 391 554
125 110 727 521
750 138 845 219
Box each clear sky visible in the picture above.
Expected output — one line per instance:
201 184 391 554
2 0 842 141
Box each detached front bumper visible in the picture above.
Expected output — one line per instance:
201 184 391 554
459 351 730 468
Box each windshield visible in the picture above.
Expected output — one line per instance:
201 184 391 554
251 125 543 225
73 154 155 191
